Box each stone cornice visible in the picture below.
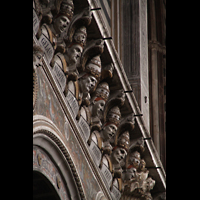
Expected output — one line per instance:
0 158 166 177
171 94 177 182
33 46 113 199
88 0 166 190
33 0 166 198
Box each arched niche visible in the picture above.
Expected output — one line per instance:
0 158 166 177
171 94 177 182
33 129 85 200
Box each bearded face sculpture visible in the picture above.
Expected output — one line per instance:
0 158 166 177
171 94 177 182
65 43 83 67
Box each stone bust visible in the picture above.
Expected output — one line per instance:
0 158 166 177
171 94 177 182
64 42 83 73
122 167 138 183
142 177 155 193
78 55 102 102
128 151 141 170
73 26 87 47
78 73 97 100
67 55 102 119
52 14 70 36
110 131 130 178
100 106 121 155
39 0 74 52
89 82 110 125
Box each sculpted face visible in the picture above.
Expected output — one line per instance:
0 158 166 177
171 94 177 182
129 152 140 169
80 75 97 93
123 167 137 181
74 31 86 45
102 123 117 140
95 87 109 100
92 99 105 118
67 44 83 65
54 15 70 34
143 177 155 192
112 147 127 164
86 63 101 76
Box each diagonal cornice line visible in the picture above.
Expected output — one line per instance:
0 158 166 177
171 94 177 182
88 0 166 187
33 38 113 199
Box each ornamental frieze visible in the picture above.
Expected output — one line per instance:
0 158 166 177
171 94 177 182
33 0 156 199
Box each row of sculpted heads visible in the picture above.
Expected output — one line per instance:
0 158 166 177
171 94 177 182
34 0 90 69
34 0 74 34
87 91 156 199
33 1 156 198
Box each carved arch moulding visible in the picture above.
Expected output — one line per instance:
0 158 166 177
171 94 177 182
33 128 86 200
33 0 156 199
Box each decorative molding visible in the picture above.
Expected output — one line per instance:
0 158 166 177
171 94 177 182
33 129 86 200
33 146 68 200
32 0 167 199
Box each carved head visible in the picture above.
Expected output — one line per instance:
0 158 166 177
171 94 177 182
91 82 110 119
91 99 105 118
79 74 97 94
59 0 74 20
123 167 137 182
117 131 130 152
129 151 141 169
139 159 146 171
73 26 87 47
85 55 102 81
101 122 118 141
53 14 70 34
94 82 110 102
106 106 121 127
78 55 102 94
142 177 155 193
65 43 83 66
111 131 130 164
101 105 120 141
111 147 127 164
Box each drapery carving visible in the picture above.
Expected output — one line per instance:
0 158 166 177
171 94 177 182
33 1 155 199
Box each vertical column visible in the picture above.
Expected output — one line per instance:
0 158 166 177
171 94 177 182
148 0 160 156
121 0 150 131
139 0 149 131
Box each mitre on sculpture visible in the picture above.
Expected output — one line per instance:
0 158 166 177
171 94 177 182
65 6 92 46
93 82 110 102
127 151 141 170
101 106 121 142
51 0 73 38
110 131 130 178
58 0 74 21
73 26 87 47
77 55 102 107
115 131 130 152
106 106 121 127
84 55 102 81
90 82 110 125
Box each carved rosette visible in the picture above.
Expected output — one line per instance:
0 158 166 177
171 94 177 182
33 1 155 199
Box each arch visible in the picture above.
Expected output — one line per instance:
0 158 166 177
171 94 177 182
33 171 60 200
33 118 85 200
